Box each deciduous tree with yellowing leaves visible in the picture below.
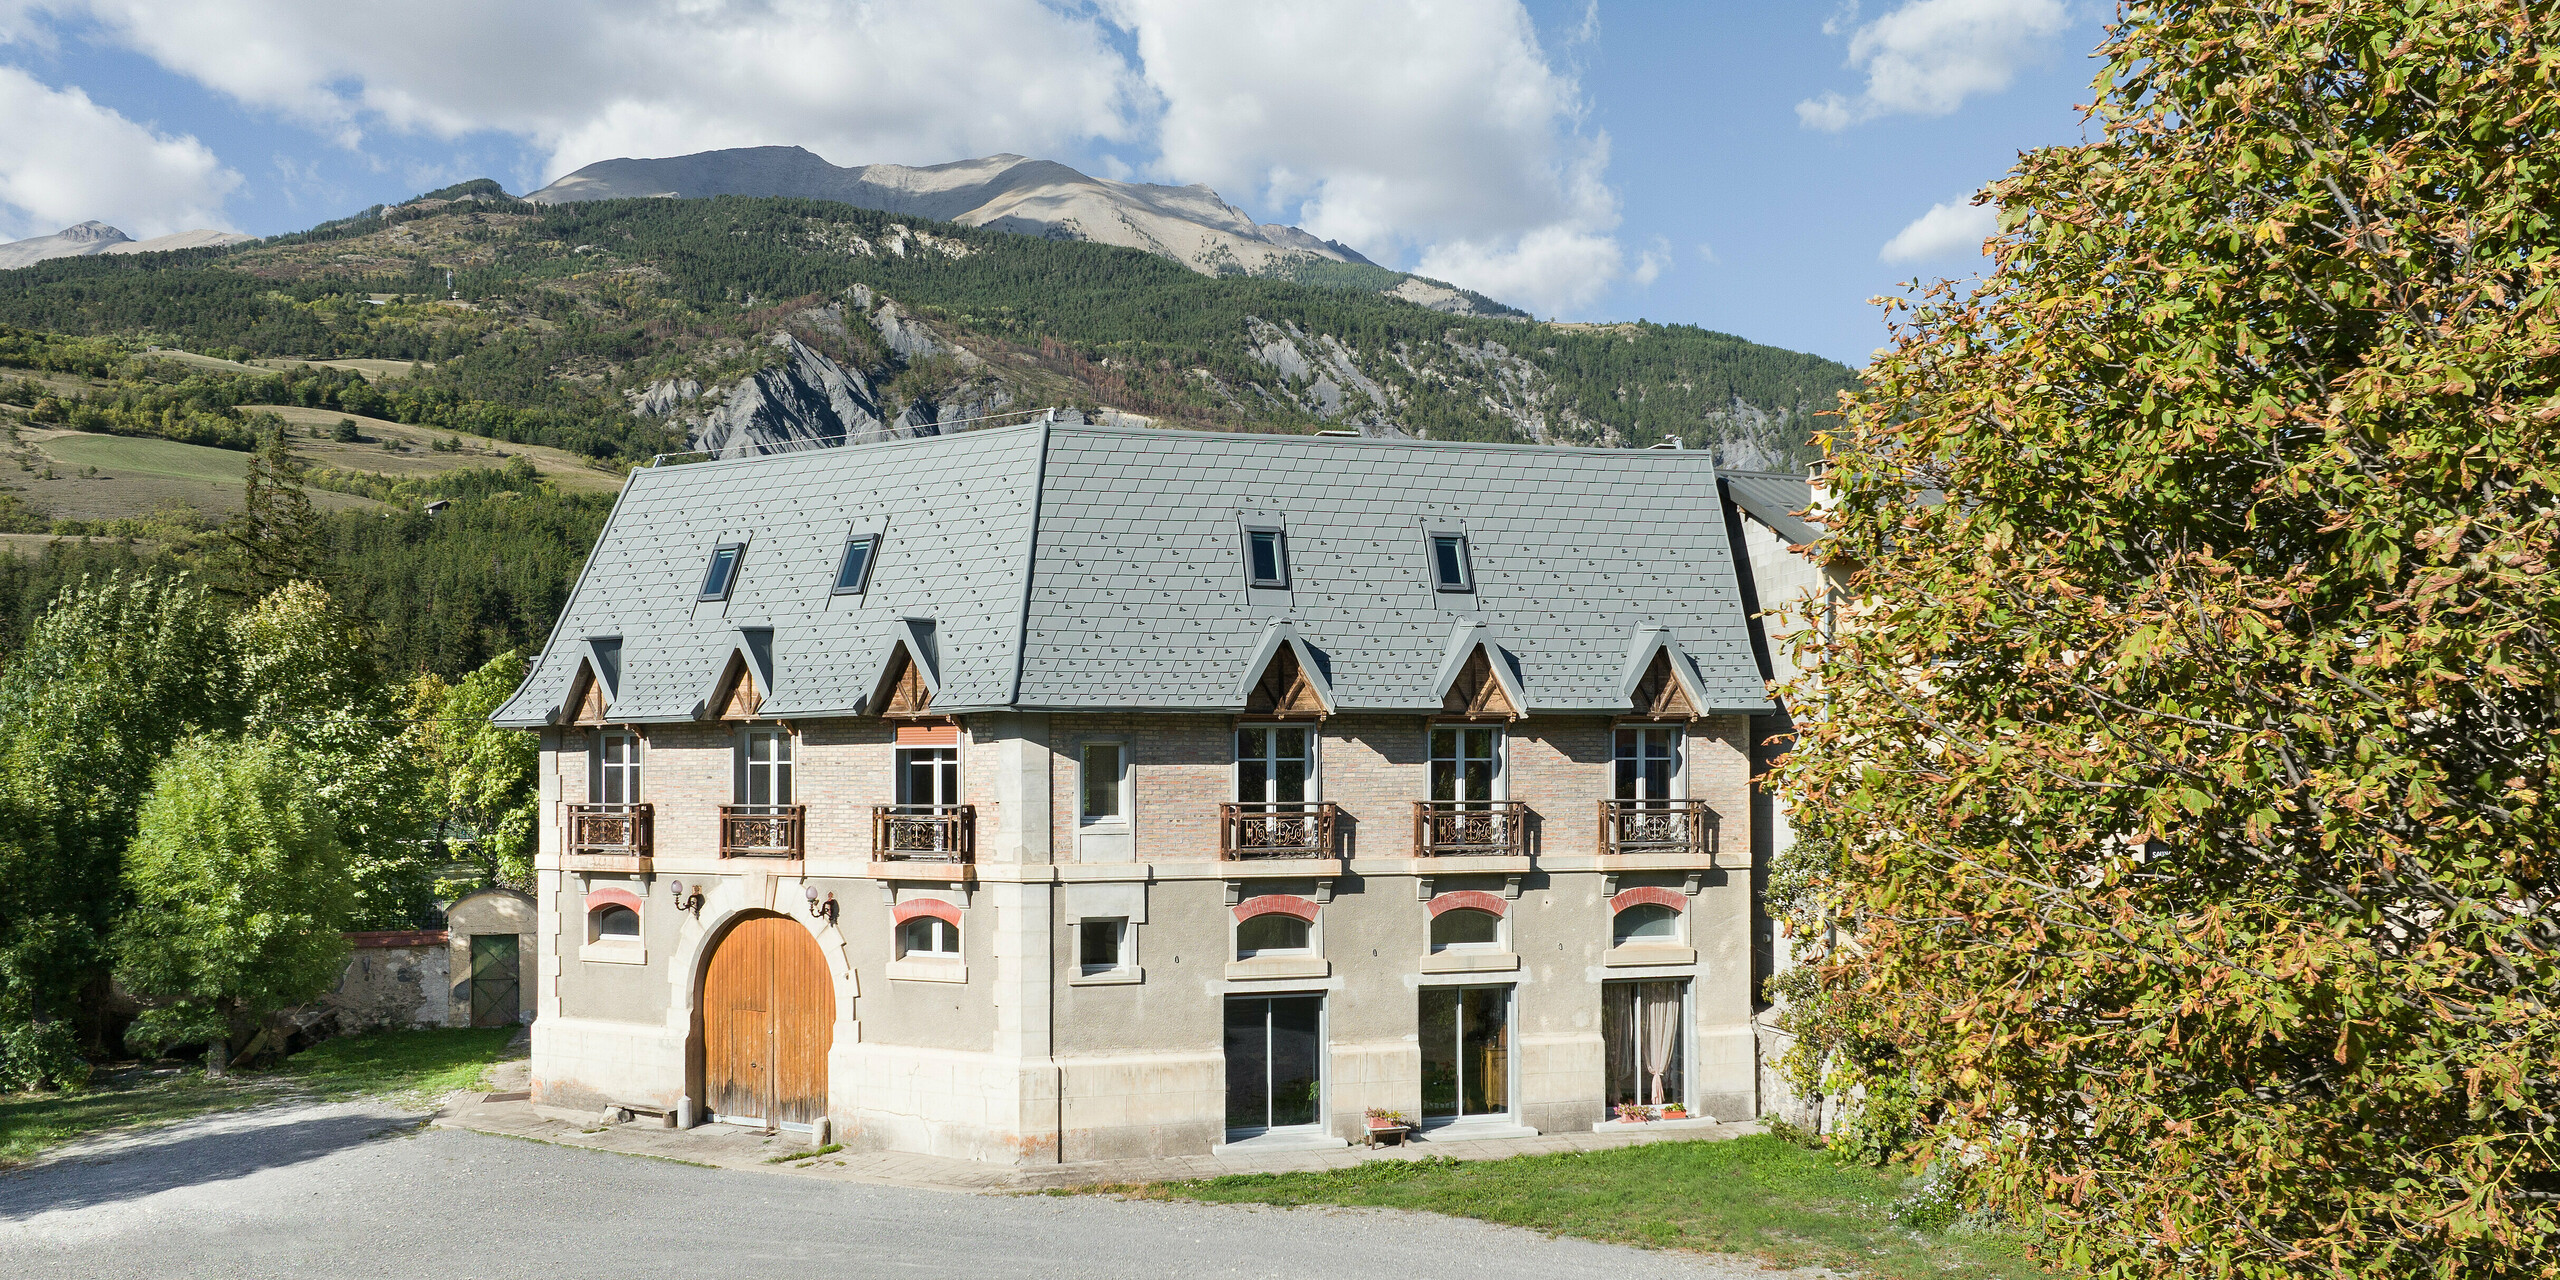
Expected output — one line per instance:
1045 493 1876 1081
1776 3 2558 1276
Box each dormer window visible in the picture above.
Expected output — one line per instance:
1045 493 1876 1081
698 543 744 601
833 534 879 595
1245 526 1288 588
1430 534 1472 592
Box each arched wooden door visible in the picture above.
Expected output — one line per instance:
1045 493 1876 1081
700 912 835 1130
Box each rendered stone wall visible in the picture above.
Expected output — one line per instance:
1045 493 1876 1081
328 934 450 1030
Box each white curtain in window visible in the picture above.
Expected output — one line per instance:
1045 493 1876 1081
1641 983 1680 1105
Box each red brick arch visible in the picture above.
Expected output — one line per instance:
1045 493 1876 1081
1609 886 1687 915
892 898 962 926
1232 894 1321 923
1427 890 1508 918
585 887 644 914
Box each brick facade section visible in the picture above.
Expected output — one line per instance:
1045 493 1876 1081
1610 885 1689 913
893 898 962 925
1232 894 1321 923
1427 889 1509 918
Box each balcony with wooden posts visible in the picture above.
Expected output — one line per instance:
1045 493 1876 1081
1220 801 1340 862
719 804 805 859
870 804 974 881
564 802 654 873
1596 799 1719 867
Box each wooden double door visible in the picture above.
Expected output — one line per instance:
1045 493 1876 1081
701 912 834 1130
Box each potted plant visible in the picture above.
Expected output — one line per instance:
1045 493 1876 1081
1364 1107 1413 1146
1660 1103 1689 1120
1615 1102 1656 1124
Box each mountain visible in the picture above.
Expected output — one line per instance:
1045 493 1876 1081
0 221 255 270
526 147 1522 318
0 188 1856 472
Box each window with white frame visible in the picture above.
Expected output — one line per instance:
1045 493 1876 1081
899 915 960 957
1429 908 1502 952
589 903 640 943
737 726 793 808
1612 727 1681 804
1079 918 1130 974
593 729 641 805
1235 912 1312 958
1236 725 1313 805
897 745 960 811
1080 742 1127 825
1612 902 1684 948
1428 726 1500 806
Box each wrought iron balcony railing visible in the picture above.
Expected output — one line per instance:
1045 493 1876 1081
1598 799 1718 862
1411 800 1528 857
566 803 652 862
1220 801 1339 860
719 804 805 858
872 804 974 863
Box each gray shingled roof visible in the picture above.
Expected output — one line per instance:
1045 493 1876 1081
1720 470 1822 546
492 423 1774 727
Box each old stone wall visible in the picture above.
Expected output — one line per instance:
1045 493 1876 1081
329 932 450 1029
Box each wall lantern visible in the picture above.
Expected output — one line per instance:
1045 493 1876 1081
668 879 704 918
804 884 838 925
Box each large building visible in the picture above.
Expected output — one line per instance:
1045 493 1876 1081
493 421 1798 1162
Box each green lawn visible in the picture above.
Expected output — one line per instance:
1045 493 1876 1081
0 1027 521 1168
1128 1135 2043 1280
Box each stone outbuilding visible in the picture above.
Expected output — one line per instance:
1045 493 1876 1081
445 887 538 1027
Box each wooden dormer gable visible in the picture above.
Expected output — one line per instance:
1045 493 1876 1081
695 627 775 722
1246 642 1327 717
1440 647 1520 718
555 635 622 725
1235 621 1335 719
1618 626 1708 721
862 617 942 718
710 651 765 720
1630 649 1698 719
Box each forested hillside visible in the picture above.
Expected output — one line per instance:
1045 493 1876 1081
0 188 1855 469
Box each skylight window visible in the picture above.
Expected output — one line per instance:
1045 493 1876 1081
1245 527 1288 588
833 534 879 595
1430 534 1473 592
698 543 744 601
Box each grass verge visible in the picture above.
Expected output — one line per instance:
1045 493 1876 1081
1115 1135 2041 1280
0 1026 522 1168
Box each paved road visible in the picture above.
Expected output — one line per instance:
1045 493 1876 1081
0 1100 1821 1280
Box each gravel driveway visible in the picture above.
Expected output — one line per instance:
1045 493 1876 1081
0 1099 1829 1280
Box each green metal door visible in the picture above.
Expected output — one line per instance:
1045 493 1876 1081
470 934 521 1027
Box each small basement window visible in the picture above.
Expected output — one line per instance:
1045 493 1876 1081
832 533 879 595
698 543 745 601
1245 527 1288 588
1430 534 1473 592
899 916 960 957
590 903 639 942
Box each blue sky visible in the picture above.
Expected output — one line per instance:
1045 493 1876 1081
0 1 2111 367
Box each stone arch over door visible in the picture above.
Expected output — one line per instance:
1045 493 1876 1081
695 910 836 1131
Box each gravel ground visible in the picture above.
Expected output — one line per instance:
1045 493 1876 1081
0 1099 1832 1280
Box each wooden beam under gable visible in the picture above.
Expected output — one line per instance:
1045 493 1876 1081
1440 646 1520 718
1632 648 1699 719
882 649 934 718
712 652 764 720
1245 642 1327 717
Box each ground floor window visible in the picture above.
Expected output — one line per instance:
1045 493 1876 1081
1603 979 1686 1108
1419 985 1511 1121
1224 994 1323 1134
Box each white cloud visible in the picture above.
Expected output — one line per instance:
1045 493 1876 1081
44 0 1149 183
1102 0 1639 316
10 0 1643 316
1879 196 1997 262
1799 0 2070 131
0 64 239 239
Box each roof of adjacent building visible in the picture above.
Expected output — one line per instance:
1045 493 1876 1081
1718 470 1822 547
492 421 1777 727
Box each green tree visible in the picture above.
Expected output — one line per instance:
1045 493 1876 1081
0 572 236 1067
405 650 537 889
117 734 350 1072
230 581 433 928
216 427 327 595
1779 4 2559 1276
